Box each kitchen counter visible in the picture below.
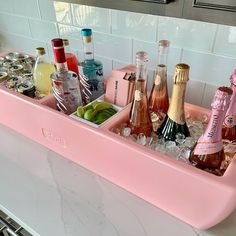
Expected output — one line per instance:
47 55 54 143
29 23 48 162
0 123 236 236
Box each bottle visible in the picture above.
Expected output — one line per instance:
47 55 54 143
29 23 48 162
190 87 232 170
222 70 236 141
63 39 79 75
78 28 104 104
51 38 82 115
157 64 190 141
129 51 153 137
33 47 55 98
149 40 170 129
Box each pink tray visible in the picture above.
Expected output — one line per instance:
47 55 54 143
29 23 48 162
0 75 236 230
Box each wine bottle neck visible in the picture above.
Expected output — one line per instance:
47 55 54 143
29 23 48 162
167 83 187 125
83 36 94 61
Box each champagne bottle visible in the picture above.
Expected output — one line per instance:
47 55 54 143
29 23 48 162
149 40 170 123
157 64 190 141
129 51 153 137
190 87 232 170
222 70 236 141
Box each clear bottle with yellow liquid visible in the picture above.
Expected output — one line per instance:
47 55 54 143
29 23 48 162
33 47 55 98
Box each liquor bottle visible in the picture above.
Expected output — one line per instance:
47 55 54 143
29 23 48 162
157 64 190 141
63 39 79 75
129 51 153 137
149 40 170 123
33 47 55 98
78 28 104 104
51 38 82 115
222 70 236 141
190 87 232 170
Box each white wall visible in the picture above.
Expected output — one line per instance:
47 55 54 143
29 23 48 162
0 0 236 108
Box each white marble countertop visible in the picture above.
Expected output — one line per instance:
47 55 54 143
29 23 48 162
0 123 236 236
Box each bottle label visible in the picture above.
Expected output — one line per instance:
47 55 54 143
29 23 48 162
193 139 223 155
223 115 236 128
134 90 142 101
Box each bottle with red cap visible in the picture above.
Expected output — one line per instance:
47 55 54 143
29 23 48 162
222 70 236 141
51 38 82 115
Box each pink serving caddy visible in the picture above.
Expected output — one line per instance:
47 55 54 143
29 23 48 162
0 61 236 230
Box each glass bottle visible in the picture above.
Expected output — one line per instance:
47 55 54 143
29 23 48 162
149 40 170 127
222 70 236 141
33 47 55 98
78 28 104 104
157 63 190 141
190 87 232 170
63 39 79 75
129 51 153 137
50 38 82 115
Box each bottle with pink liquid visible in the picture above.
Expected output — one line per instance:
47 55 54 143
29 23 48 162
222 70 236 141
190 87 233 170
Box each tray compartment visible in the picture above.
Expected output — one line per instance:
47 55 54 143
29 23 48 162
0 85 236 230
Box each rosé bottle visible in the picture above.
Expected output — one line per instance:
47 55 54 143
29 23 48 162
222 70 236 141
157 64 190 141
149 40 170 125
129 51 153 136
63 39 79 75
190 87 233 170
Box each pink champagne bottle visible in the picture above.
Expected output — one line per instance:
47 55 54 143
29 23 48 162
190 87 233 170
222 70 236 141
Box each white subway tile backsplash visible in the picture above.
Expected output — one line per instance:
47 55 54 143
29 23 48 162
54 1 72 24
0 13 31 37
0 33 47 56
213 25 236 58
12 0 40 19
71 4 110 33
133 39 182 75
93 32 132 62
0 0 13 13
158 16 217 52
201 83 219 109
29 19 58 43
112 10 158 42
38 0 56 21
182 49 235 86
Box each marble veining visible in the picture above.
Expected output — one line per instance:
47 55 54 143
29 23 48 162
0 124 235 236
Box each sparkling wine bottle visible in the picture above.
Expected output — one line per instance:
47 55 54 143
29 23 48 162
157 64 190 141
190 87 232 170
63 39 79 75
222 70 236 141
50 38 82 115
129 51 153 137
149 40 170 124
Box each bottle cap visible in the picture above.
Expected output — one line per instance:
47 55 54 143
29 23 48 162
36 47 45 55
173 63 190 83
230 69 236 86
135 51 148 62
159 40 170 48
81 28 92 37
51 38 66 63
211 87 232 111
63 39 69 46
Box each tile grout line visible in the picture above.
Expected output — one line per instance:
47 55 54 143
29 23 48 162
211 24 219 54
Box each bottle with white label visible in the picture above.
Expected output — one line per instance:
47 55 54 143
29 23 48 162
129 51 153 136
190 87 232 170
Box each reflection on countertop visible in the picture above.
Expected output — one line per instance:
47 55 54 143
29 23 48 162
0 124 235 236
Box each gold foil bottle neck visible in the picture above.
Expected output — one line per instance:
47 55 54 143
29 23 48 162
173 63 190 84
63 39 69 46
36 47 45 55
